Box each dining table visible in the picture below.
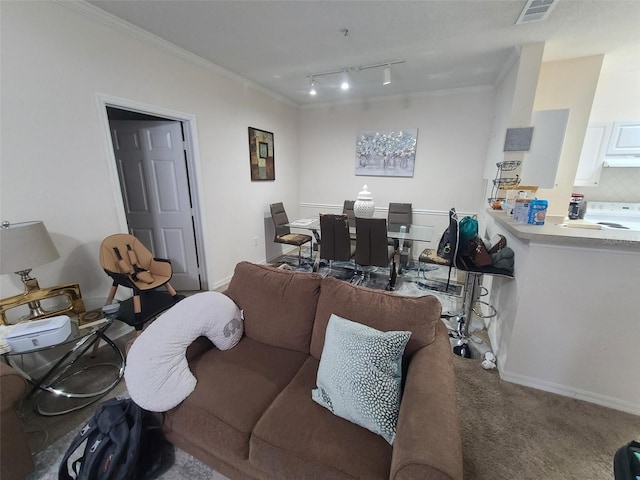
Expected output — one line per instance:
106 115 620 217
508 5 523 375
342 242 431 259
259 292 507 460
285 218 435 273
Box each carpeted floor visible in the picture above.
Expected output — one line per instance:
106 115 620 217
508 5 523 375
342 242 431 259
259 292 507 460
18 260 640 479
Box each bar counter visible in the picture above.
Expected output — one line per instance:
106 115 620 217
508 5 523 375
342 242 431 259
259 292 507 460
480 209 639 416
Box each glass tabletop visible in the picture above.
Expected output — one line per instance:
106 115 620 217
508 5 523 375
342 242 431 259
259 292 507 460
286 219 434 242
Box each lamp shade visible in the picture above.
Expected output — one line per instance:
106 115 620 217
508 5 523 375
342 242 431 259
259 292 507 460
0 221 60 274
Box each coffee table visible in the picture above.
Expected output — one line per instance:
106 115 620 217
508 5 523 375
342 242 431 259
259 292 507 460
2 298 125 416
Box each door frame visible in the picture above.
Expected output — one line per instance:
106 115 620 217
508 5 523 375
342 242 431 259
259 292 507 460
95 93 208 290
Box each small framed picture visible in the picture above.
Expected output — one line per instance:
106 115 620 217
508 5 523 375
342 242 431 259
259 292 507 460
248 127 275 181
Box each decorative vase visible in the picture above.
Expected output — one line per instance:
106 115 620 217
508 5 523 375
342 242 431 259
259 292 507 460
354 185 375 218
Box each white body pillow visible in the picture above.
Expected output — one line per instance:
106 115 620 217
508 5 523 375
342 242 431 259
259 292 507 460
125 291 243 412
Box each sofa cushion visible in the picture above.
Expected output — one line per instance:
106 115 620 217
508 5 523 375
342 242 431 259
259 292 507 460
312 314 411 445
164 337 308 462
311 276 442 360
225 262 322 353
251 356 394 480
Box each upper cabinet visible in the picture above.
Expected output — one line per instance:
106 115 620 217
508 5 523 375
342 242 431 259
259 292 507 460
575 120 640 186
606 121 640 156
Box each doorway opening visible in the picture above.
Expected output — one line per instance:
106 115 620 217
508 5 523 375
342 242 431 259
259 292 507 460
105 106 204 292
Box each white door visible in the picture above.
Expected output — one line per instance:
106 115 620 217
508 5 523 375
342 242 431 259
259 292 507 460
110 120 201 291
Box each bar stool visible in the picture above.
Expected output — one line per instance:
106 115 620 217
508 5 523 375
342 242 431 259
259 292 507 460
448 262 513 359
418 247 513 359
417 248 459 295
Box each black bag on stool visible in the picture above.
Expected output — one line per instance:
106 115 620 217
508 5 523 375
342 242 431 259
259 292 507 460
58 397 173 480
437 208 459 260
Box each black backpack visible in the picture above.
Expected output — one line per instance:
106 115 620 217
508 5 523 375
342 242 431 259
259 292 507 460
614 440 640 480
58 398 173 480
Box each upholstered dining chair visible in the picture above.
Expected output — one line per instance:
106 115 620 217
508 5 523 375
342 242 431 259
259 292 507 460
269 202 313 266
354 217 397 290
387 202 413 272
342 200 357 241
99 233 185 333
342 200 356 225
319 214 355 275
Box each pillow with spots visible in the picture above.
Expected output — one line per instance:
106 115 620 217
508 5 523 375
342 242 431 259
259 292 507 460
311 314 411 445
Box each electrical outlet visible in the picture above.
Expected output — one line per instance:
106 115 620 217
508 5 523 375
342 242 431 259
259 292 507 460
253 236 258 246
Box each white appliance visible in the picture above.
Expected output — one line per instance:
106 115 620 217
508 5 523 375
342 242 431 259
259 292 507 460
5 315 72 353
583 202 640 231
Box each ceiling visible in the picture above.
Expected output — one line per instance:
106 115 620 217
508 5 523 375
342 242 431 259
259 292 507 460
86 0 640 106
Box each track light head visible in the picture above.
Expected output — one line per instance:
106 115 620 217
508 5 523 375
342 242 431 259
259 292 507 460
383 65 391 85
309 78 317 96
341 71 350 91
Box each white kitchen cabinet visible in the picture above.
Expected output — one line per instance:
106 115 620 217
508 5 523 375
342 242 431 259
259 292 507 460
606 120 640 156
574 123 610 186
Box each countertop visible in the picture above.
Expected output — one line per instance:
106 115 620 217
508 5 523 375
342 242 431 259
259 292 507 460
485 209 640 249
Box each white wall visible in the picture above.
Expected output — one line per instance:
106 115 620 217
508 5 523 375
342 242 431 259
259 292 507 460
589 47 640 122
532 55 604 217
297 89 496 241
0 1 299 302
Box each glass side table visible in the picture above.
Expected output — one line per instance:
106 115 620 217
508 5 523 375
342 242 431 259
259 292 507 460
2 298 126 416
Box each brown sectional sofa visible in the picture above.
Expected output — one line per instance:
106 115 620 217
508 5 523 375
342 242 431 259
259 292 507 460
163 261 463 480
0 362 34 480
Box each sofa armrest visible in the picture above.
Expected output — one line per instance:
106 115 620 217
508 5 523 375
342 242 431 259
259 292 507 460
390 322 463 480
0 362 26 413
1 362 34 479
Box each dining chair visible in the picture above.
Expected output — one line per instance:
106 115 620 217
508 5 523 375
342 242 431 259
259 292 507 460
354 217 397 290
269 202 313 266
342 200 356 225
342 200 357 241
319 213 355 275
387 202 413 271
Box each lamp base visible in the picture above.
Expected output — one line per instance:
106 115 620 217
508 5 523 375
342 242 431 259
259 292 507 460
0 282 84 325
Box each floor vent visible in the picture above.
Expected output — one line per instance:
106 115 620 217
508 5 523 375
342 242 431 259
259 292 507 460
516 0 557 24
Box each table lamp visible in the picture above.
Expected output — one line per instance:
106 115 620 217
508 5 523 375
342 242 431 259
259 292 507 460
0 221 83 323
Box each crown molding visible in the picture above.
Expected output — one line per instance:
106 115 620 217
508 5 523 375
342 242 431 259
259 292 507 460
54 0 298 108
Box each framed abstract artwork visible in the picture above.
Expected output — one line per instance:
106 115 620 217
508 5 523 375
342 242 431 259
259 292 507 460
248 127 275 181
355 129 418 177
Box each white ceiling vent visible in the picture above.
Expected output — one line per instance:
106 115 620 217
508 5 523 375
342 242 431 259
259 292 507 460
516 0 558 24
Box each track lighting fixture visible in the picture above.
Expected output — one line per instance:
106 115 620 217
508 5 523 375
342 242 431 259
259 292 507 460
305 60 403 97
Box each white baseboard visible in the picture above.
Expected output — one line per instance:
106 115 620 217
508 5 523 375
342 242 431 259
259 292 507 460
500 369 640 416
